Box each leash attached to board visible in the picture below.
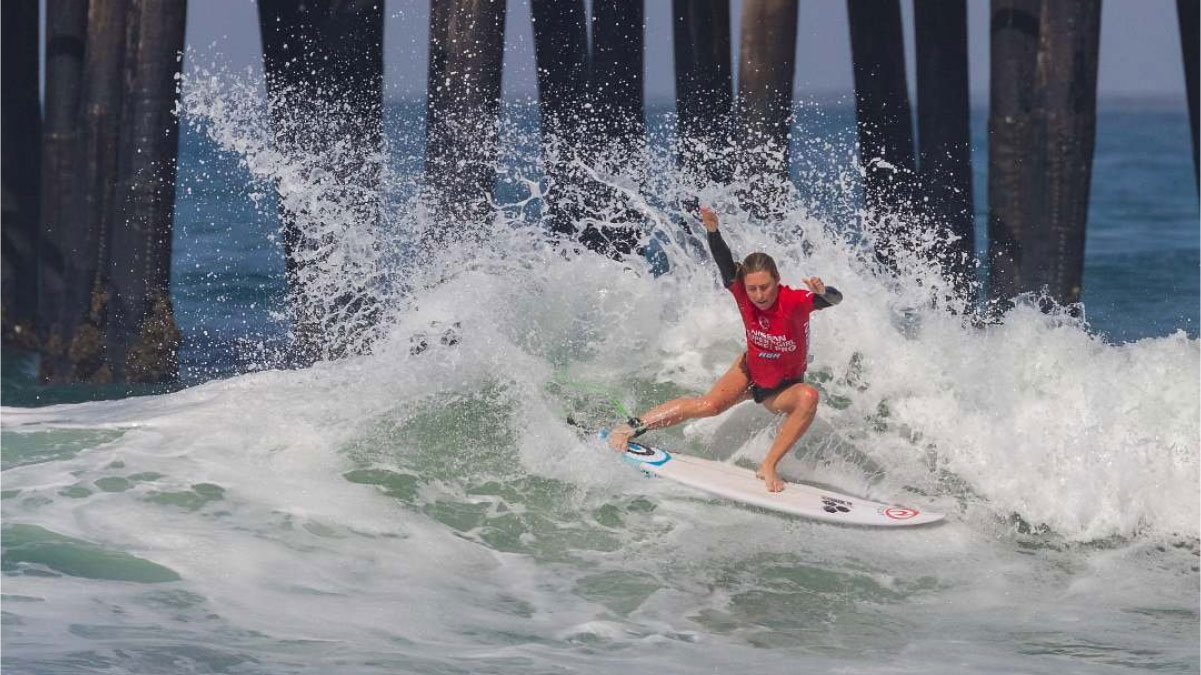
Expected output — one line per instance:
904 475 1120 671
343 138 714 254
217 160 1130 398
550 377 644 434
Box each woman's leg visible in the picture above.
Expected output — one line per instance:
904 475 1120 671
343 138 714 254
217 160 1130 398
755 383 820 491
608 354 752 450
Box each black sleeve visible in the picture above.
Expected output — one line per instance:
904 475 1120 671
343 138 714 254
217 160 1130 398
813 286 843 309
706 230 738 288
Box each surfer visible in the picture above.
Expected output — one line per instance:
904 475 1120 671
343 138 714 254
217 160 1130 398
608 206 842 492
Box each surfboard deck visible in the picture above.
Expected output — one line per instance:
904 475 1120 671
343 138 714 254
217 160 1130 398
598 430 944 527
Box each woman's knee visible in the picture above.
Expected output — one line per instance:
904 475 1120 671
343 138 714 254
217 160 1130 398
795 384 819 412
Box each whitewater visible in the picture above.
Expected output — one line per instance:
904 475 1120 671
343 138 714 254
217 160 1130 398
2 66 1198 674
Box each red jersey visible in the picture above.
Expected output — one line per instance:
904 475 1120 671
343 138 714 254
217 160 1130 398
729 282 815 388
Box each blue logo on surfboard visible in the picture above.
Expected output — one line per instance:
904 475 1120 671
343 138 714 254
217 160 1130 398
622 441 672 467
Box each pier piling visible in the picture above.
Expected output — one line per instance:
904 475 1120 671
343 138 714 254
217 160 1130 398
915 0 976 293
1022 0 1101 307
531 0 643 257
847 0 917 257
530 0 590 243
735 0 798 191
37 0 89 366
1178 0 1199 186
44 0 131 383
425 0 508 232
672 0 733 184
258 0 384 363
1 0 42 349
591 0 646 154
987 0 1042 308
104 0 187 383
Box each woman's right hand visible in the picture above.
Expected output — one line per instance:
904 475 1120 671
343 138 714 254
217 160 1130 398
700 206 719 233
608 425 634 452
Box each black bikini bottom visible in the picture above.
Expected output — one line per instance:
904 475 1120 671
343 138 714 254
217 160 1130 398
750 376 805 404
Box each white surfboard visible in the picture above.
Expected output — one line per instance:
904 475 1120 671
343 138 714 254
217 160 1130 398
599 430 944 527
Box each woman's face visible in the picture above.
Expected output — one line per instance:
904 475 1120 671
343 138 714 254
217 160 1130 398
743 270 779 310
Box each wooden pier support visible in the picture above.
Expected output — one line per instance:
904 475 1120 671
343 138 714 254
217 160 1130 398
40 0 131 383
530 0 589 148
530 0 590 242
37 0 89 365
1021 0 1101 306
915 0 975 291
259 1 384 155
847 0 916 222
38 0 188 383
988 0 1100 309
672 0 733 184
530 0 642 257
584 0 645 255
258 0 384 362
1 0 42 348
735 0 798 187
103 0 187 383
1178 0 1199 186
425 0 508 230
591 0 645 154
987 0 1042 307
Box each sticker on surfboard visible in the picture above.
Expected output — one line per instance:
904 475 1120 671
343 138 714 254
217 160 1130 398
622 440 672 466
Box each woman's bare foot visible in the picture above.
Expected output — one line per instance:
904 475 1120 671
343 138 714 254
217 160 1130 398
755 466 785 492
608 425 635 452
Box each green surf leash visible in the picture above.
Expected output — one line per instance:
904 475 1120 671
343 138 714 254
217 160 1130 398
549 377 634 418
550 377 648 437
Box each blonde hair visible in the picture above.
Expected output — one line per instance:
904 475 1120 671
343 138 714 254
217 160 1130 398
736 252 780 283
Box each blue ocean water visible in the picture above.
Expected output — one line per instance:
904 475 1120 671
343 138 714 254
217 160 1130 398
2 93 1197 674
1058 102 1199 341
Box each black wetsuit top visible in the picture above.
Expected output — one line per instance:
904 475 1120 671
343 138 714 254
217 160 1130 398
706 230 843 306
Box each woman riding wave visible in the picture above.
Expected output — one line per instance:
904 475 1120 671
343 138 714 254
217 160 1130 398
608 206 843 492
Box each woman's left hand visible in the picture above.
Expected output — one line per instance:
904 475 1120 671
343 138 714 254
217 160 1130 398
803 277 826 295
